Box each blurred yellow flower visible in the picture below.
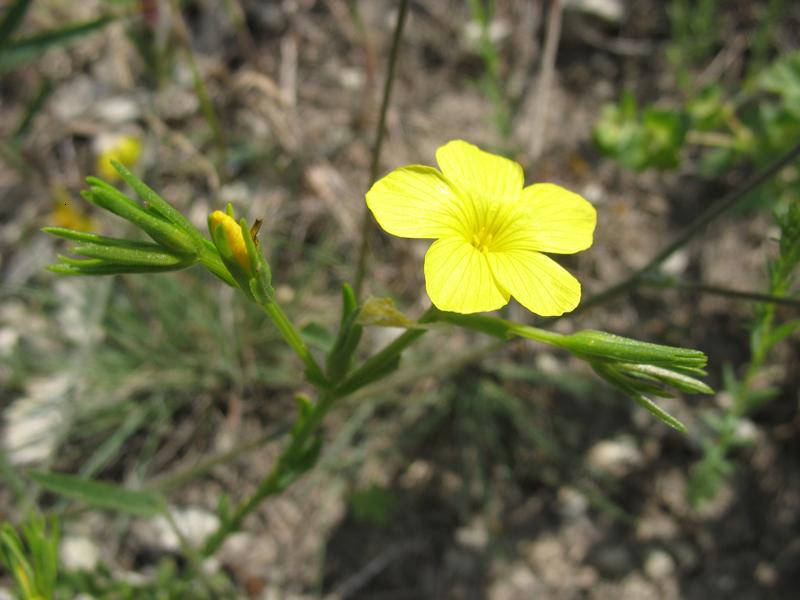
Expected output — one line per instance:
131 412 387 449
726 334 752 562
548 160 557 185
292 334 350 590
96 135 142 181
51 186 94 232
366 140 596 316
210 210 250 271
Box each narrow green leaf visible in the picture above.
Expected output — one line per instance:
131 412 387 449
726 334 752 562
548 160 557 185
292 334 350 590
326 283 365 381
630 391 687 433
593 364 688 433
240 217 274 302
29 471 163 517
87 188 196 254
110 160 206 249
43 227 160 249
12 78 51 144
765 319 800 347
48 261 184 276
73 243 189 267
0 0 32 48
616 363 714 395
0 16 114 72
300 322 334 352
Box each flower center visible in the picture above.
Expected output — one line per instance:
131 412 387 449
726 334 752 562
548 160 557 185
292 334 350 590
471 226 494 253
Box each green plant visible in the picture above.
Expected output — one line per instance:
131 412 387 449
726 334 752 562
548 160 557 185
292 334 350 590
595 50 800 212
0 0 113 73
689 201 800 505
666 0 721 92
0 515 59 600
40 155 713 557
466 0 512 139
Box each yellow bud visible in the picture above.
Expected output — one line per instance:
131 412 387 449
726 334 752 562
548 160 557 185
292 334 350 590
210 210 250 272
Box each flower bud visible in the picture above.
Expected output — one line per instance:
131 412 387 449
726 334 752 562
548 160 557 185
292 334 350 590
210 210 250 273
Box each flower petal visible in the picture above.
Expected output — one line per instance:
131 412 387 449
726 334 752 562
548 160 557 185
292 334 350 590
366 165 465 239
424 237 509 313
436 140 523 202
518 183 596 254
487 249 581 316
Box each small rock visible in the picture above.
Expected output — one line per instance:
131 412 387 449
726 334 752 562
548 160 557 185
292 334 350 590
50 75 95 120
93 96 141 124
488 561 546 600
586 437 643 477
644 549 675 580
754 561 778 587
582 181 605 205
4 375 72 465
151 507 220 550
566 0 625 23
668 540 699 570
558 486 589 520
662 249 689 276
60 536 101 571
0 327 19 357
588 541 635 578
400 459 434 488
734 418 759 444
456 517 489 551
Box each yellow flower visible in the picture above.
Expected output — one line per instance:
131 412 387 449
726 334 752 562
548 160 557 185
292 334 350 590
366 140 596 315
210 210 250 271
51 185 94 232
96 135 142 181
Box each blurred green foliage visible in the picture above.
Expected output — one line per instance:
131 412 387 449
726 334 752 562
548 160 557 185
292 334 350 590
593 91 688 171
0 515 59 600
594 50 800 211
689 201 800 505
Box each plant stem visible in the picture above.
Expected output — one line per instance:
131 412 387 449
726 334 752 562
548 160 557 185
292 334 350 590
201 391 337 556
643 278 800 308
353 0 410 299
262 301 326 385
530 0 564 161
170 0 228 167
573 141 800 315
201 305 435 555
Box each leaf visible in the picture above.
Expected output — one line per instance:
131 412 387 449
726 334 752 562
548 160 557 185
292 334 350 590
758 50 800 114
765 319 800 348
642 108 688 169
593 363 688 433
29 471 163 517
0 16 114 72
0 0 32 48
326 283 364 382
300 322 334 352
12 78 50 145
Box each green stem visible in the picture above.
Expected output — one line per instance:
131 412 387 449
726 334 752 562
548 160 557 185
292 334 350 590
201 305 436 555
643 278 800 308
262 301 326 385
336 305 437 394
201 392 337 556
353 0 410 299
434 310 566 347
573 141 800 316
170 0 228 167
